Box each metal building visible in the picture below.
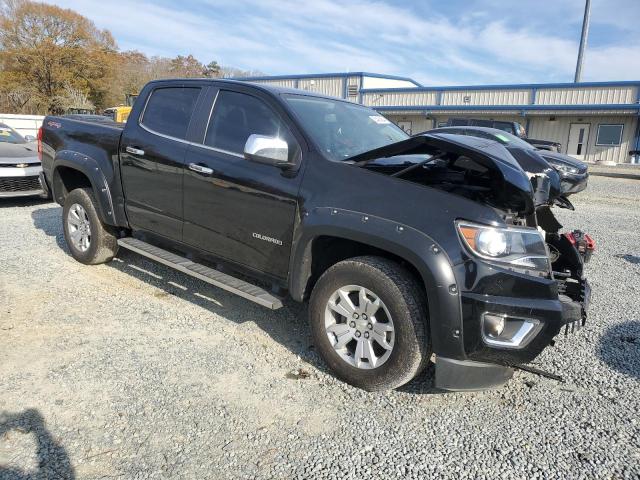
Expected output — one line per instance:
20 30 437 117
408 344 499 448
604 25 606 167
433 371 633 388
243 72 640 164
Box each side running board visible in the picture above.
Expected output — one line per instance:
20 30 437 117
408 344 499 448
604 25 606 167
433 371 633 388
117 237 283 310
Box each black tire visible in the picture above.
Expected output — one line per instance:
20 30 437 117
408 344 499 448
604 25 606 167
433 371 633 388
62 188 118 265
309 256 430 391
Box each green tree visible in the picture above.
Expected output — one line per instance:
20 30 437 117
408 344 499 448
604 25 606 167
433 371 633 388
203 60 221 78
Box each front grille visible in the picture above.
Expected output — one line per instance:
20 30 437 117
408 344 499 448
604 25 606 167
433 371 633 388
0 162 40 168
0 175 41 192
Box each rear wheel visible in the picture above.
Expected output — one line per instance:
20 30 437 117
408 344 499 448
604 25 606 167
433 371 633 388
309 256 430 391
63 188 118 265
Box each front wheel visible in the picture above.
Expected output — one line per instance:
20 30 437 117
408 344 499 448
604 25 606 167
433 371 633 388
309 256 430 391
62 187 118 265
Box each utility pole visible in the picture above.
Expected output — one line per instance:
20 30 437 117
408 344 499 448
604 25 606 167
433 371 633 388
574 0 591 82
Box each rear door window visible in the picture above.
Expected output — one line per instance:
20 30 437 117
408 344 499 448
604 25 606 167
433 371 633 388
141 87 201 140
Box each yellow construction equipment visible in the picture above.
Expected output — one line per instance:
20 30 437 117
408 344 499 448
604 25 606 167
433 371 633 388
104 93 138 123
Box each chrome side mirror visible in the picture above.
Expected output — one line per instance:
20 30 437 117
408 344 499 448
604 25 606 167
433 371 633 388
24 135 36 142
244 134 293 168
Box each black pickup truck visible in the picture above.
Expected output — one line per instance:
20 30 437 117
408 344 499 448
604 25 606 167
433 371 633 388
40 79 591 392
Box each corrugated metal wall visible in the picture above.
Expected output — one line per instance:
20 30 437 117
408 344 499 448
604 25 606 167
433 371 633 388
250 78 297 89
362 91 437 107
245 74 640 163
297 78 343 98
441 89 531 106
383 114 432 134
528 115 638 163
535 86 637 105
250 77 344 98
385 113 638 164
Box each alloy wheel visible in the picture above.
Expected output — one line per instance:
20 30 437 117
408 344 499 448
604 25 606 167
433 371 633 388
67 203 92 252
324 285 395 369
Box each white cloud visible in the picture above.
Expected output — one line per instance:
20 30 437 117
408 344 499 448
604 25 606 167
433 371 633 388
43 0 640 84
584 45 640 81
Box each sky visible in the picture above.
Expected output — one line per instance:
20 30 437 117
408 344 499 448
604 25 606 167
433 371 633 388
46 0 640 86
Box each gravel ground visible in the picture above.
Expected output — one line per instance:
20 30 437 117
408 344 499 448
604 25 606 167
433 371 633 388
1 176 639 480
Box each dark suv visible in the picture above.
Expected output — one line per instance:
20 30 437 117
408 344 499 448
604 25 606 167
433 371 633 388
40 79 591 391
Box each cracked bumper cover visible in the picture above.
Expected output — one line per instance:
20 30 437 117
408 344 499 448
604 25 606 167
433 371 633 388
435 278 590 391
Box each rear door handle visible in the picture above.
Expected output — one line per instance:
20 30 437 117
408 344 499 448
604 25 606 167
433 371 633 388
126 146 145 156
188 163 214 175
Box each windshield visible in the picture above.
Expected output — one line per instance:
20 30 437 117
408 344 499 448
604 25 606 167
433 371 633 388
0 124 26 144
490 130 536 150
283 94 408 160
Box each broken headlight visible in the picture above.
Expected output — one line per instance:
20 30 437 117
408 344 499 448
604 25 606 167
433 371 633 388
546 160 578 175
457 221 550 274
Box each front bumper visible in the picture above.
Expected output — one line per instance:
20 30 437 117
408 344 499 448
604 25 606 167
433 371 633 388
561 172 588 195
460 282 588 366
0 165 45 198
435 261 590 391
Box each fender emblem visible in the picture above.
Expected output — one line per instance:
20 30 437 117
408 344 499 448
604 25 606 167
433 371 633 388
252 232 283 246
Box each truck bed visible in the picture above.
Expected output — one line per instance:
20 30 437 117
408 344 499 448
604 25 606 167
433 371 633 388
43 115 124 158
41 114 126 226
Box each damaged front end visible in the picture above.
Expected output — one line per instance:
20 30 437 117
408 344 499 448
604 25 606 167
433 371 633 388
349 133 593 389
538 207 593 335
349 132 537 216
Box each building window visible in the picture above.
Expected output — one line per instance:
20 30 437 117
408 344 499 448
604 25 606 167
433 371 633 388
596 124 623 146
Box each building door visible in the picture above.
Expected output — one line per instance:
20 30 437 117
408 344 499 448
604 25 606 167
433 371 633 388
396 121 412 135
567 123 590 159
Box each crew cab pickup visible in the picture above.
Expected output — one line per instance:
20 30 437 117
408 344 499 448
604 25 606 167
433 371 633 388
40 79 591 391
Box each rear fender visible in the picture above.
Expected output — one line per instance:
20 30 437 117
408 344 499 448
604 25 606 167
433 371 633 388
52 151 117 226
289 206 466 359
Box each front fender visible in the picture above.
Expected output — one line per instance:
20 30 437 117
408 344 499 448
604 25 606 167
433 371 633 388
53 151 118 226
289 206 466 359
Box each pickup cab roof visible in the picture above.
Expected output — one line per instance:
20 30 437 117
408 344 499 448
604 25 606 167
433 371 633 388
144 77 338 99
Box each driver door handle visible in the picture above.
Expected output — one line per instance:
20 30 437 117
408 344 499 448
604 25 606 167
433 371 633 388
189 163 214 175
125 146 145 156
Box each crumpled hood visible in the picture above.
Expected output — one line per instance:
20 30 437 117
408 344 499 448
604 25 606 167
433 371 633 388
0 142 39 164
506 147 562 205
347 133 535 214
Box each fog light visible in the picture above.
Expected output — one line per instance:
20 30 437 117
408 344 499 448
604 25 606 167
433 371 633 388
481 313 543 349
484 314 506 337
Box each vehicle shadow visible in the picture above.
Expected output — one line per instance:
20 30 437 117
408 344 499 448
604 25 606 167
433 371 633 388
30 206 440 394
30 205 69 252
614 253 640 265
597 321 640 380
0 409 75 479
